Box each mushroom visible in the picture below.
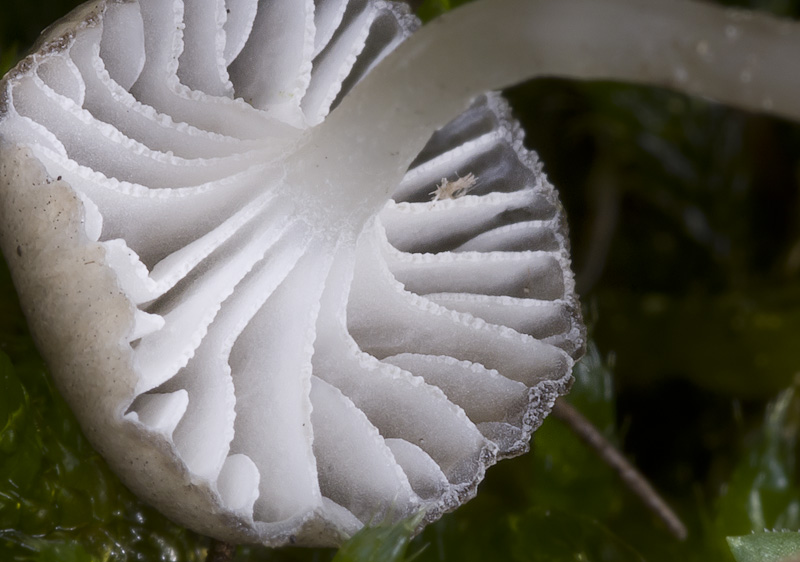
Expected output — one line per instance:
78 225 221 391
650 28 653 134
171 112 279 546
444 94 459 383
0 0 798 549
0 0 583 547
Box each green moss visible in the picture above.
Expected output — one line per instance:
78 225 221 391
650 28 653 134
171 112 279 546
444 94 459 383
728 532 800 562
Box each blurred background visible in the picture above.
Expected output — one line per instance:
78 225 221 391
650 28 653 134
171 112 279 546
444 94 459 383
2 0 800 560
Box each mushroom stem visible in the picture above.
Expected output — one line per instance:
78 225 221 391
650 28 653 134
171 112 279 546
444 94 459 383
551 399 688 541
303 0 800 194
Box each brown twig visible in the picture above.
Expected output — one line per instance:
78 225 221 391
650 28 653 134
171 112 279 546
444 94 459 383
551 399 688 541
206 540 236 562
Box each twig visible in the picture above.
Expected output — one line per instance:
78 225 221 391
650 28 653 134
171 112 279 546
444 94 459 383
551 398 688 541
206 540 236 562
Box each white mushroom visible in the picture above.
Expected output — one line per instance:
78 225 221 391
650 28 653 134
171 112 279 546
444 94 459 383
0 0 581 547
2 0 799 549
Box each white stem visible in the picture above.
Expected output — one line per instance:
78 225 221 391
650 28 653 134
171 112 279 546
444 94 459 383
296 0 800 200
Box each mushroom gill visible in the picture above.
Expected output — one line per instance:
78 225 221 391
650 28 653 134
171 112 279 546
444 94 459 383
0 0 582 547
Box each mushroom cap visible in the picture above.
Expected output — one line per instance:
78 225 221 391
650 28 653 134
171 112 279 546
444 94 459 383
0 0 584 547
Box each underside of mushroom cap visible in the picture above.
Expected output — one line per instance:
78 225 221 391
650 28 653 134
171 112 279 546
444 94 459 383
0 0 584 547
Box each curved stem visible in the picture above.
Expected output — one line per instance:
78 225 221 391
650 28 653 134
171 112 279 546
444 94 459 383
552 399 688 541
302 0 800 196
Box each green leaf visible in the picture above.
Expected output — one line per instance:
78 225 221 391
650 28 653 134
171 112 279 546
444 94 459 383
716 387 800 536
0 352 28 456
415 0 451 21
510 507 645 562
415 0 475 22
0 45 19 76
727 531 800 562
333 513 424 562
